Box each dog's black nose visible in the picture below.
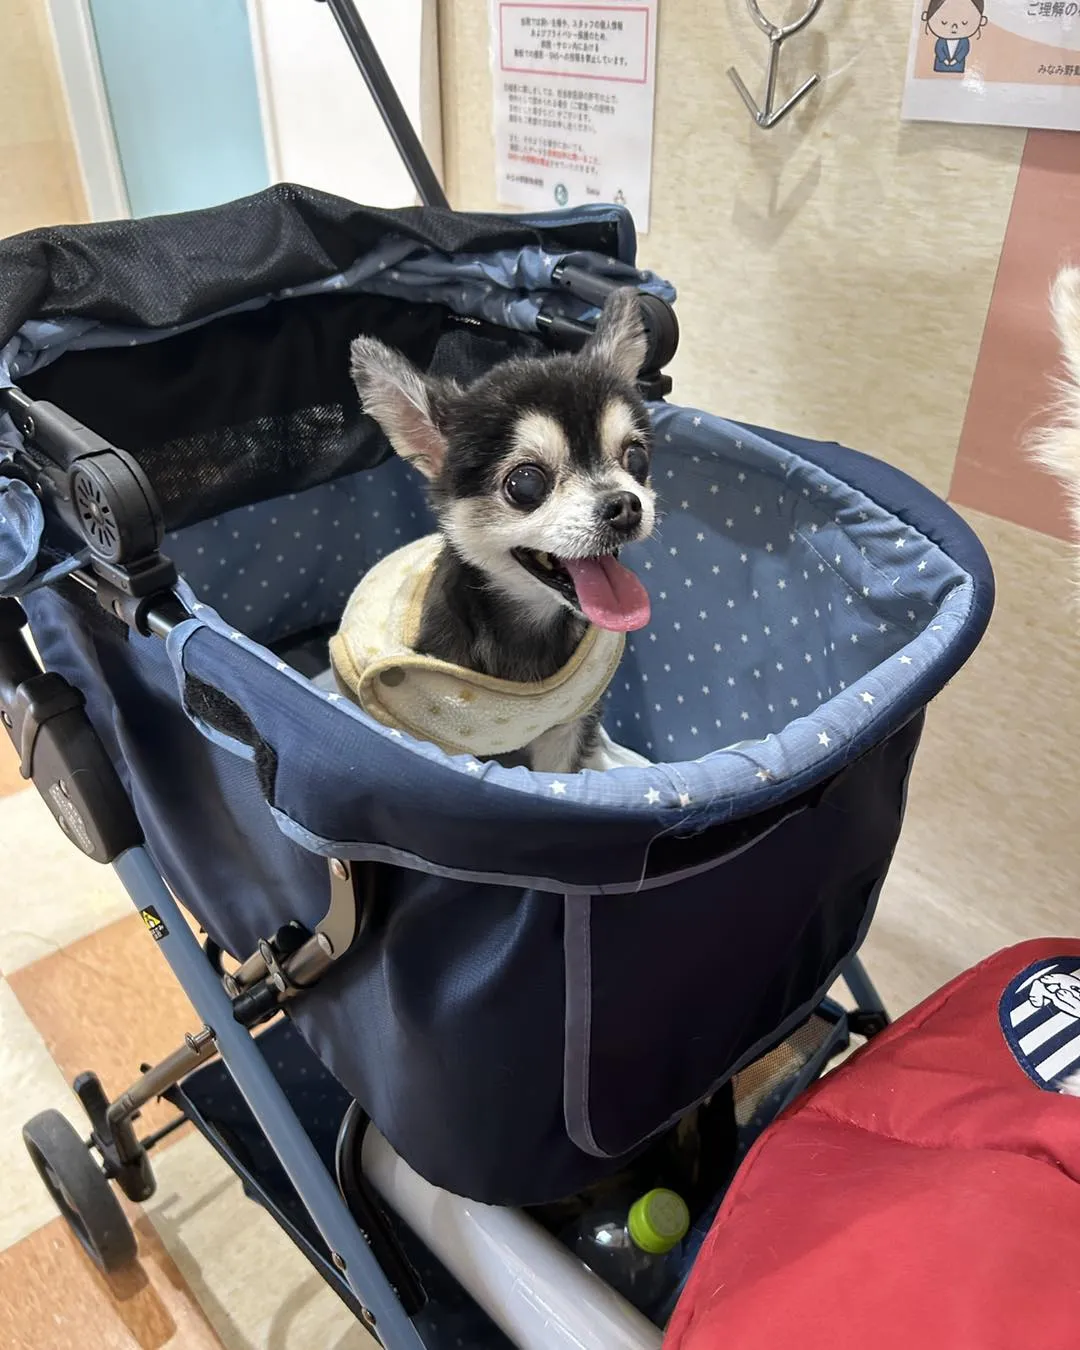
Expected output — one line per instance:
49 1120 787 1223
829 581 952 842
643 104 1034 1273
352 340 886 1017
601 491 642 532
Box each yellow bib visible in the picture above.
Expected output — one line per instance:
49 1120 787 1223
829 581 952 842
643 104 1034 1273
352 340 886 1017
329 534 626 758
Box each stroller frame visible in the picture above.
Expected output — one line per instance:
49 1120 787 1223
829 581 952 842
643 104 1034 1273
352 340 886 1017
0 7 898 1345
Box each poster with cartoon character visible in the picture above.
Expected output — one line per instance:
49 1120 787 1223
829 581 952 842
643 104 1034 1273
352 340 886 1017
903 0 1080 129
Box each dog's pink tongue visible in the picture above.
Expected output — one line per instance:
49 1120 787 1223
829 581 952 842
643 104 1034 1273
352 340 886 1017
562 555 651 632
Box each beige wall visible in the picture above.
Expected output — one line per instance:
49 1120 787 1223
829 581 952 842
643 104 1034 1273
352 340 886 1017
441 2 1025 492
439 1 1080 1011
0 0 87 236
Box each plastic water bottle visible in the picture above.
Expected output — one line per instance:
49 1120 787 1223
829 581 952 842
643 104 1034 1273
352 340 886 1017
567 1188 691 1315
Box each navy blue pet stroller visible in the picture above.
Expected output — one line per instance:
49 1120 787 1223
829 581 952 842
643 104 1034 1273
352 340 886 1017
0 9 993 1347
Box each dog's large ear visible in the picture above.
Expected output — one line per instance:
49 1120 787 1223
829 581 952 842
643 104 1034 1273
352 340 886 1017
585 287 648 384
350 337 453 479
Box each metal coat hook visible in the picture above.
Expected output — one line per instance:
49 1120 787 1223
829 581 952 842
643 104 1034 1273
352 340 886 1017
728 0 825 130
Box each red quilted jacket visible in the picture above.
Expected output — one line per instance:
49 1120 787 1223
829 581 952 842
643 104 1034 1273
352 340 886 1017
665 940 1080 1349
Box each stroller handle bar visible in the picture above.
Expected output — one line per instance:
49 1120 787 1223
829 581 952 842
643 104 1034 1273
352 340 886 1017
318 0 449 210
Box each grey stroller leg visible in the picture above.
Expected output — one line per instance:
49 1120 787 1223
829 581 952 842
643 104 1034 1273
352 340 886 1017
112 847 427 1350
841 955 890 1038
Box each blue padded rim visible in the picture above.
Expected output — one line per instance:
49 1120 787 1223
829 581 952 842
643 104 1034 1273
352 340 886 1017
744 414 993 681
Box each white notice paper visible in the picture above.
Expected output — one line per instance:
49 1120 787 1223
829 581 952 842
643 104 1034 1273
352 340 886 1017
489 1 659 231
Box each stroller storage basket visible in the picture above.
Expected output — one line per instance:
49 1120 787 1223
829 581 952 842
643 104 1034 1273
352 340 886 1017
0 189 993 1205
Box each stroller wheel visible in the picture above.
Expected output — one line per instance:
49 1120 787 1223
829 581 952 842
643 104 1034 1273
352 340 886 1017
22 1109 138 1274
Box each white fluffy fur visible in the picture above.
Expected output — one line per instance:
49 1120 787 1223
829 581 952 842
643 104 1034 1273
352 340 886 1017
1030 273 1080 1101
1030 267 1080 562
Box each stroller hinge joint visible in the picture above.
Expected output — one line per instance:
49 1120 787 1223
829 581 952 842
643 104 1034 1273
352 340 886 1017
3 387 181 632
226 860 373 1026
93 554 180 636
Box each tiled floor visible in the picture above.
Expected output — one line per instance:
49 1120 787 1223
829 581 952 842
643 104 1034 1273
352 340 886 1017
9 915 200 1139
0 741 372 1349
0 1216 222 1350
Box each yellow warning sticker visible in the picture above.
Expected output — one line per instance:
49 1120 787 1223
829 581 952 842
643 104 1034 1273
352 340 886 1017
140 906 169 940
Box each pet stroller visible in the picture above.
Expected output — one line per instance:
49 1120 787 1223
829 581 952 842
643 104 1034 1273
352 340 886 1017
0 8 993 1347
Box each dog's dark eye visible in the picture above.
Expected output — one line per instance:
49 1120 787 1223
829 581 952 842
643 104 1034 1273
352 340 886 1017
504 463 549 508
623 444 650 484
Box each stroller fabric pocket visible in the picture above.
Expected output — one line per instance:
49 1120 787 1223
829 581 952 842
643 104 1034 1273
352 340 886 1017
562 717 919 1165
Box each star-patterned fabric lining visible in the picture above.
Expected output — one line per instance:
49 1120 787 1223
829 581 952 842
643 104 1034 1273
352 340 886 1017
165 403 974 820
605 406 958 760
167 455 433 647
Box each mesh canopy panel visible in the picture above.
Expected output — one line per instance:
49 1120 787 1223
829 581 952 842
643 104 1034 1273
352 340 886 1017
20 293 544 528
3 185 624 527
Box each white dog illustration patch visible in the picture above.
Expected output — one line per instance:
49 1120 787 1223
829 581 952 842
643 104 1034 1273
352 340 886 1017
999 958 1080 1092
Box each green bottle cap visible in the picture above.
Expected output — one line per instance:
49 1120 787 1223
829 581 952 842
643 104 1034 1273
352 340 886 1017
627 1188 690 1255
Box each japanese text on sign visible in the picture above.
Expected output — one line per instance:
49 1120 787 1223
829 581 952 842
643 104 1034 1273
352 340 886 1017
490 2 659 231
